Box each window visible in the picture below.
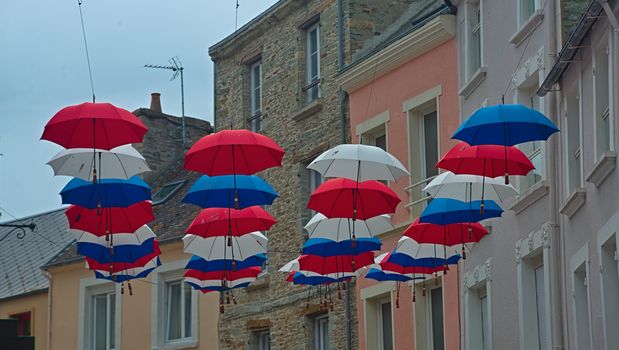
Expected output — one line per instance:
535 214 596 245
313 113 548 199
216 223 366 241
152 180 186 205
314 315 329 350
249 60 262 132
517 72 545 192
518 254 548 350
466 0 482 79
164 280 193 342
465 284 491 350
533 264 548 350
363 289 393 350
362 124 387 152
421 111 439 180
251 330 270 350
600 232 619 347
480 292 489 350
565 85 582 194
519 0 540 25
414 279 445 350
378 298 394 350
594 33 612 158
571 248 592 350
429 287 444 350
79 280 120 350
92 291 116 350
10 312 31 336
304 22 321 103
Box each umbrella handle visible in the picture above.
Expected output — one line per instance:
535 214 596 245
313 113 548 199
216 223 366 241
480 200 485 215
505 173 509 185
462 245 466 260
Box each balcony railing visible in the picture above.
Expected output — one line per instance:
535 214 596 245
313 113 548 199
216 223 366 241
404 175 437 218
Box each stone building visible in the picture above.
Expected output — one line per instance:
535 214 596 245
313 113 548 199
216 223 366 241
208 1 430 349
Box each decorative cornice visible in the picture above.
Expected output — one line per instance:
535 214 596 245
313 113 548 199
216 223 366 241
463 258 492 289
338 15 456 93
515 222 554 262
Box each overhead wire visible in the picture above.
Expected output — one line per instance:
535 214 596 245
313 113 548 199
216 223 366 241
77 0 96 102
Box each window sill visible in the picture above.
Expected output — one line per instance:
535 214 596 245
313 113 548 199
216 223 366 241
509 10 544 47
152 339 198 350
246 274 269 291
290 99 322 122
559 188 586 218
459 67 487 99
509 180 549 214
585 151 616 187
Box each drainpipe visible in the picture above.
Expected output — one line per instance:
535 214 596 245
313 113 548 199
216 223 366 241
43 269 52 350
546 0 565 349
337 1 352 350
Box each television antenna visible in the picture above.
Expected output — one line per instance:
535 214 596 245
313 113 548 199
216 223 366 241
145 56 186 146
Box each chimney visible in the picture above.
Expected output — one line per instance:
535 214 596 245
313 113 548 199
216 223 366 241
150 93 162 113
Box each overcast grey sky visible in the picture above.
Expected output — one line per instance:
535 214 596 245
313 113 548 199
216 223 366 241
0 0 278 220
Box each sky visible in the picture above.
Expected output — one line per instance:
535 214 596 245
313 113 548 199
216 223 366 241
0 0 279 221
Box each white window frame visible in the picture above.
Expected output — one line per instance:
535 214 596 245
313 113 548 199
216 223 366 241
249 60 262 132
413 276 444 350
314 314 329 350
151 260 199 350
518 0 541 26
79 277 122 350
563 76 584 196
377 297 393 350
597 212 619 350
465 0 483 80
570 244 593 350
361 282 394 350
515 225 552 350
593 28 615 160
305 22 321 103
464 260 492 350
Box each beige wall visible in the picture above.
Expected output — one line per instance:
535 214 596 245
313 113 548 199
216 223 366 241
48 241 219 350
0 291 48 350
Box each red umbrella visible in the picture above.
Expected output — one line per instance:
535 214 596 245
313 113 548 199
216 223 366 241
65 201 154 236
307 178 400 220
184 129 284 175
297 252 375 274
378 253 446 275
436 142 534 180
185 206 276 238
85 241 161 273
184 267 262 281
403 218 488 259
42 102 148 150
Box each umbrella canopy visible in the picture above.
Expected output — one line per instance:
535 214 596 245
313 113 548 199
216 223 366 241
183 232 268 261
185 254 267 272
374 253 448 275
307 178 400 220
419 198 503 225
184 277 255 291
388 237 461 268
287 271 350 285
423 171 518 202
452 104 559 146
42 102 148 150
307 144 409 181
47 145 150 181
365 268 414 282
403 218 488 245
94 257 161 282
295 253 375 275
77 237 157 264
302 237 382 256
85 246 161 273
184 129 284 175
71 225 156 246
436 142 534 178
304 213 393 241
60 176 151 209
183 175 278 209
65 201 154 236
184 267 263 281
185 207 276 238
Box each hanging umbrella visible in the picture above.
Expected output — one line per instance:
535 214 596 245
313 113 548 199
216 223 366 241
185 254 267 272
452 104 559 146
364 268 416 282
304 213 393 241
77 237 157 264
403 218 488 259
184 276 256 291
47 145 150 181
184 267 263 282
183 232 268 261
60 176 151 209
184 129 284 175
295 253 375 275
423 171 518 203
302 237 382 256
185 206 276 238
287 271 351 285
437 142 534 178
41 102 148 150
307 178 400 220
71 225 155 246
307 144 409 182
388 236 461 268
419 198 503 225
85 242 161 272
65 201 154 236
182 175 278 209
94 257 161 282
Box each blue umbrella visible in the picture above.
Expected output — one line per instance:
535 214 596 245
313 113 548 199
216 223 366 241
182 175 278 209
365 268 414 282
387 252 461 268
77 238 156 263
301 237 382 257
419 198 503 225
185 254 267 272
289 272 348 286
60 176 151 209
94 258 161 282
452 104 559 146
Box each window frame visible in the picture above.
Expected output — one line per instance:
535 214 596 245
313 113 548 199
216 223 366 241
518 0 541 26
249 59 263 132
79 277 122 350
592 28 614 160
9 311 32 337
152 180 186 205
258 330 271 350
563 77 584 196
597 214 619 349
570 244 593 350
314 314 329 350
304 21 321 103
163 279 193 343
464 260 492 350
465 0 483 80
377 297 394 350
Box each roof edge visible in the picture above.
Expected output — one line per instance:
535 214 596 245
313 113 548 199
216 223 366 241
0 207 66 225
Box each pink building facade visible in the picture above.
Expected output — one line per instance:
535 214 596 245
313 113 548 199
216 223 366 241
339 13 461 350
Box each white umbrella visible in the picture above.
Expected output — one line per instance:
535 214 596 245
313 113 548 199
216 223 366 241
393 236 460 259
304 213 393 241
71 225 156 247
279 258 299 272
307 144 409 182
184 276 257 289
183 232 268 261
423 171 518 203
47 144 150 181
91 256 160 277
279 260 357 278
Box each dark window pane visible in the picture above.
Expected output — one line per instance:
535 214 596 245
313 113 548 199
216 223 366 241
431 287 444 350
423 111 438 178
381 302 393 350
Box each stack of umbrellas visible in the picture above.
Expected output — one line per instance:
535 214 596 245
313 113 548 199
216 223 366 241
366 103 559 303
181 129 284 312
280 144 409 309
42 102 160 294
